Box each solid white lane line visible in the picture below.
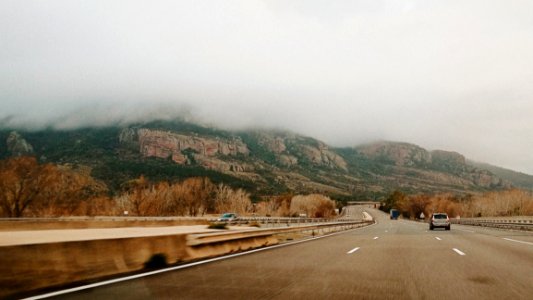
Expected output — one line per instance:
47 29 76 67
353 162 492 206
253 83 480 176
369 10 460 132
435 237 442 241
453 248 466 256
373 237 379 240
347 247 360 254
503 238 533 246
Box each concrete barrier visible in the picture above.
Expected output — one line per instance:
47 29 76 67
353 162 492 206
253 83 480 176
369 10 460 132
0 217 209 231
0 220 372 298
0 234 189 299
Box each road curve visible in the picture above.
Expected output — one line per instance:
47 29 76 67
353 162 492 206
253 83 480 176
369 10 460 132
46 208 533 300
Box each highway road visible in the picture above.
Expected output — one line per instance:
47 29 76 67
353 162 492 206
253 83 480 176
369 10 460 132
45 208 532 300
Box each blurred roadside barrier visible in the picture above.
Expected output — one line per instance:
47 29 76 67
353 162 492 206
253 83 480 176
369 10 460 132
451 217 533 231
0 219 373 298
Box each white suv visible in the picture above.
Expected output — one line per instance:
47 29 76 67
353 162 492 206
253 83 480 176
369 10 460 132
429 213 450 230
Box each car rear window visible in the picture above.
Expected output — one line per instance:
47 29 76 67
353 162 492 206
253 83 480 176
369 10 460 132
433 214 447 219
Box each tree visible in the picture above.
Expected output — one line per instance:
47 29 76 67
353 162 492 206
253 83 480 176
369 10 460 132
122 175 157 216
0 157 55 217
181 177 216 216
290 194 336 218
213 184 251 214
398 194 431 219
381 190 406 213
37 165 108 216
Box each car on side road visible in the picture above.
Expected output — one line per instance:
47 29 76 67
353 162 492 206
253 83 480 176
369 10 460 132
217 213 239 223
429 213 450 230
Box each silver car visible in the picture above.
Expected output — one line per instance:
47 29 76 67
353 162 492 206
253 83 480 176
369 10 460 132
429 213 450 230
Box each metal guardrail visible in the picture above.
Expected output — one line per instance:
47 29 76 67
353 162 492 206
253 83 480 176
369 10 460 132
208 216 360 226
0 216 360 226
451 218 533 231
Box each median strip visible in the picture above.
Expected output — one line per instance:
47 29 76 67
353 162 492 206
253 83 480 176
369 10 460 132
452 248 466 256
347 247 360 254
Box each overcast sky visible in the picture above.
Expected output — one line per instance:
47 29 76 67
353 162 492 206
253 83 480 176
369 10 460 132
1 0 533 174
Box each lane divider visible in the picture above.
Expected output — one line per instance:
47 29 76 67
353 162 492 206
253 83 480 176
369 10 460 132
347 247 360 254
452 248 466 256
502 238 533 246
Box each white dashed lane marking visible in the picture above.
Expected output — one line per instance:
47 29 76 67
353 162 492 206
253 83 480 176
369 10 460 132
453 248 466 256
435 237 442 241
373 237 379 240
347 247 360 254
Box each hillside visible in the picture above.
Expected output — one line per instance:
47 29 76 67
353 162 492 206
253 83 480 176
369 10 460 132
1 120 531 200
467 160 533 190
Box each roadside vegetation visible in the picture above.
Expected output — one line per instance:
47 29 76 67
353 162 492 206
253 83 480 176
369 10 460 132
381 189 533 219
0 156 337 218
6 156 529 219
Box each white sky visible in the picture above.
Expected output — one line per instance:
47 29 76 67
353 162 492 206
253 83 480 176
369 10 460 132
1 0 533 174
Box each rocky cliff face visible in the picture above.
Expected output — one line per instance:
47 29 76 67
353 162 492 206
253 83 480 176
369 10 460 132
356 141 509 189
121 128 251 173
256 133 287 154
256 132 348 170
299 143 348 170
357 142 431 167
6 131 34 156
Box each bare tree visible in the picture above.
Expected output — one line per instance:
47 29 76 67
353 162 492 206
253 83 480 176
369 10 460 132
214 183 251 214
0 157 55 217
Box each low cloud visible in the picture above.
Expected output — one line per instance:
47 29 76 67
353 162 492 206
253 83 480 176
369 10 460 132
1 0 532 174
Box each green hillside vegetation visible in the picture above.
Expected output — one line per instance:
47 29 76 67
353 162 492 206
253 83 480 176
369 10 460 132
2 120 532 202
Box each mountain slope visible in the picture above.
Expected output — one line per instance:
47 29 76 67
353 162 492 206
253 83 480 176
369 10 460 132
1 120 531 200
467 160 533 190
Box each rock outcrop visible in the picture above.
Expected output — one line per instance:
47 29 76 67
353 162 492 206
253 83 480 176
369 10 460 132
357 142 431 167
6 131 34 156
299 143 348 170
254 132 347 170
356 141 509 189
256 133 287 154
122 128 251 173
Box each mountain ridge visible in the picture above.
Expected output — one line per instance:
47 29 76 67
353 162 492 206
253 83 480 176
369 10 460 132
1 120 531 200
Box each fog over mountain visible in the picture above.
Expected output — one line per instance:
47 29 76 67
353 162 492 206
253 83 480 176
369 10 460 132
1 0 533 174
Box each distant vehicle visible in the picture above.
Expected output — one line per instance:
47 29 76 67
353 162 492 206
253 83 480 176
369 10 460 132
429 213 450 230
390 209 399 220
217 213 239 223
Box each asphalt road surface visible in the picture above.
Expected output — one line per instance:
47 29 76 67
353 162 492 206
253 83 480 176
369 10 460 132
51 208 533 300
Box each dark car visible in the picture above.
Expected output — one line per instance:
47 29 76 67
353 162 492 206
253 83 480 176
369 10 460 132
429 213 450 230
